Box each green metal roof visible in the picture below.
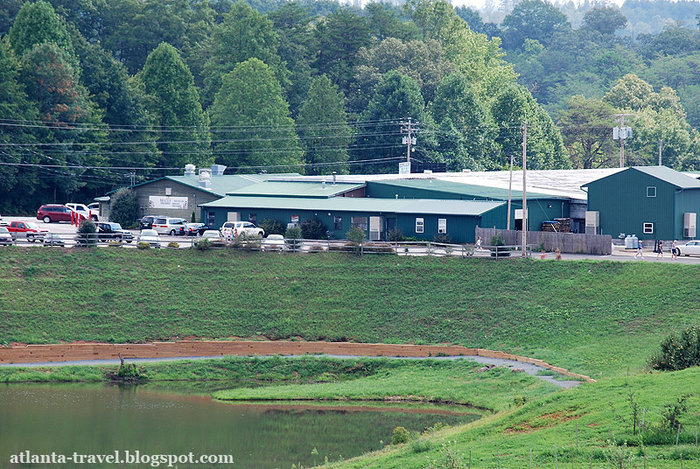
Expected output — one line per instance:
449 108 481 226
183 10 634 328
108 173 300 196
227 181 365 198
201 196 505 216
369 179 566 200
582 166 700 190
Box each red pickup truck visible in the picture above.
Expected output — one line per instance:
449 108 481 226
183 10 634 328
7 221 48 242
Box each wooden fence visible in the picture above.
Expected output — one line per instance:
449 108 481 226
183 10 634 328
476 227 612 255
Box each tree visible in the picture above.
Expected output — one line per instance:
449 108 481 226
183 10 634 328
352 71 428 173
137 42 211 170
202 1 286 108
582 6 627 36
8 0 77 67
352 38 455 114
364 2 420 42
109 188 139 227
314 8 372 95
430 73 496 170
500 0 570 50
0 38 43 213
603 74 655 111
454 6 499 37
209 58 302 171
296 75 351 175
558 96 617 169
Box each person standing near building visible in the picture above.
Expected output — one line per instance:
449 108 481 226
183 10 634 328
635 239 644 259
656 240 664 259
671 240 678 259
475 236 482 251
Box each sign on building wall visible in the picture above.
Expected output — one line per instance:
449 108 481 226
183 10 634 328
148 196 189 210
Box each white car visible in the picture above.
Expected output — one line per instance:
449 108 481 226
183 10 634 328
199 229 226 247
137 229 161 248
87 202 100 219
675 240 700 256
151 217 187 236
65 203 97 221
221 221 264 239
262 234 286 251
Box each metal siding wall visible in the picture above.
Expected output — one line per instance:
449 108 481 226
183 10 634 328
674 190 700 239
587 170 676 240
133 180 219 221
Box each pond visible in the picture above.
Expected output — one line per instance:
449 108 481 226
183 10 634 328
0 384 480 468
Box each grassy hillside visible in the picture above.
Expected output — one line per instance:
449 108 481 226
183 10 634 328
325 368 700 469
1 248 698 377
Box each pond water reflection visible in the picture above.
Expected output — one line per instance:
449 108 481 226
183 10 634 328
0 383 480 468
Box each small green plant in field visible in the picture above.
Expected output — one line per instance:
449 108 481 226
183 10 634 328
410 438 432 453
426 441 467 469
391 426 411 445
661 395 688 431
167 242 179 249
650 326 700 371
137 241 150 250
604 440 635 469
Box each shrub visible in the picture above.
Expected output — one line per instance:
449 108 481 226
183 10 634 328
410 438 432 453
649 326 700 371
346 227 365 245
195 238 211 250
231 233 262 250
433 233 452 244
167 242 179 249
391 426 411 445
109 188 139 227
78 220 96 234
259 218 285 236
387 229 404 241
301 217 328 239
137 241 150 250
490 232 505 246
77 220 97 246
285 226 302 252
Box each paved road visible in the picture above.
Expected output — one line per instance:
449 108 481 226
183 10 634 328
0 354 582 389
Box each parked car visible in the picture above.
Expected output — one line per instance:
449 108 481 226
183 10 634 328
221 221 264 239
37 204 72 223
0 226 14 245
262 234 286 251
139 216 155 230
65 203 97 221
7 221 47 242
675 240 700 257
151 217 186 236
185 222 210 236
0 214 7 226
96 222 134 243
137 229 161 248
199 229 227 247
42 233 65 247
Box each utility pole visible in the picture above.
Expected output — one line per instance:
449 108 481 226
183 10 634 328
613 114 632 168
522 123 527 257
400 118 418 164
507 154 513 231
658 139 663 166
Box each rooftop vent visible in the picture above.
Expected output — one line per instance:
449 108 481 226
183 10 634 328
211 164 227 176
184 164 196 176
199 169 212 189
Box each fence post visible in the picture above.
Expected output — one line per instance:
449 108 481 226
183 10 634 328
555 443 558 469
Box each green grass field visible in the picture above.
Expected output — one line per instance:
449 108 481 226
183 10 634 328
1 248 698 377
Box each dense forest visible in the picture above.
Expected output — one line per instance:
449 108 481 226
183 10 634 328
0 0 698 212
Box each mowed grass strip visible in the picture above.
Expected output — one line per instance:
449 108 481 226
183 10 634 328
214 359 558 412
1 248 698 376
324 367 700 469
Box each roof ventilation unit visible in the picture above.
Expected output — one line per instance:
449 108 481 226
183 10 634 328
199 169 212 189
184 164 196 176
211 164 227 176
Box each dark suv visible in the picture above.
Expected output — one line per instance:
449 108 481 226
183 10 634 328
97 222 134 243
37 204 72 223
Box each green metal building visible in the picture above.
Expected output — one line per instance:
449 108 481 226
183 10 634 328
582 166 700 240
200 196 507 243
366 179 572 233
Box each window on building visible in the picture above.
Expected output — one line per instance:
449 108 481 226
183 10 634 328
438 218 447 234
643 222 654 234
415 217 424 234
351 216 368 231
249 213 257 225
207 212 216 226
646 186 656 198
334 216 342 230
165 187 172 195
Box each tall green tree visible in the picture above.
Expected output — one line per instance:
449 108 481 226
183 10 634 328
137 42 211 170
296 75 351 175
352 71 428 173
209 58 302 171
430 73 496 170
581 6 627 36
558 96 617 169
8 0 76 64
202 1 286 108
500 0 570 50
0 39 43 212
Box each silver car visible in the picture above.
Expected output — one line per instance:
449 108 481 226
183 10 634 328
138 229 161 248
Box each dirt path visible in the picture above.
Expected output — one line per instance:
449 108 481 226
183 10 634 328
0 340 595 384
